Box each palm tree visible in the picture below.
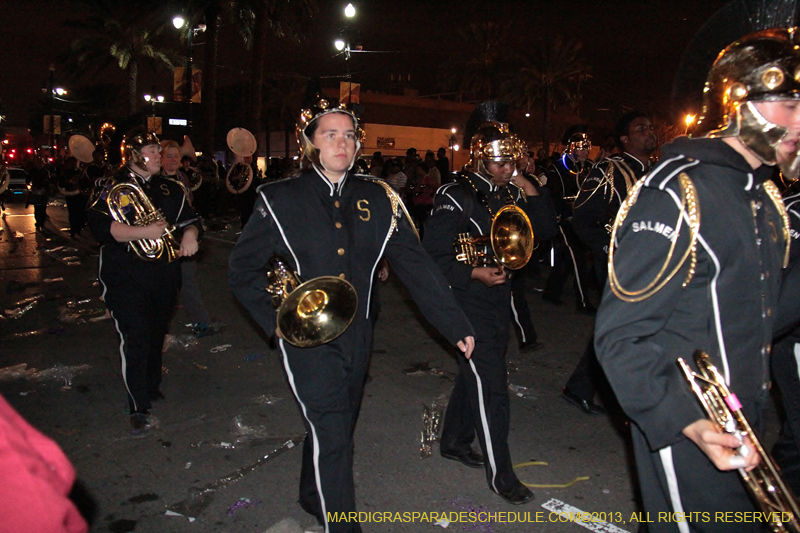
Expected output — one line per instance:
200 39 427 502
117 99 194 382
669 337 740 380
233 0 318 139
440 21 516 102
262 74 309 157
63 0 180 116
503 35 589 152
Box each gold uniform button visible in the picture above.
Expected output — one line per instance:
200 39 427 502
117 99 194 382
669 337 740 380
335 200 341 208
338 248 345 256
335 222 342 229
338 273 346 279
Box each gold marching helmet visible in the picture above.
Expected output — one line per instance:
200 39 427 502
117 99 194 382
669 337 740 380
564 132 591 156
457 101 534 270
697 28 800 178
121 127 161 168
266 256 358 348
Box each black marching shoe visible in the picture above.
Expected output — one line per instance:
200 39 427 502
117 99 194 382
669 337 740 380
440 448 485 469
562 387 606 415
129 411 151 435
498 482 535 505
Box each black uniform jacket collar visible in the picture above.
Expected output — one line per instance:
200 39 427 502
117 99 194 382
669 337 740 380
620 151 651 174
311 165 349 196
465 170 500 193
662 137 774 187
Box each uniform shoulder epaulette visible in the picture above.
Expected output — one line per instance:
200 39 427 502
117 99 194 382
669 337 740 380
362 176 420 241
608 172 701 302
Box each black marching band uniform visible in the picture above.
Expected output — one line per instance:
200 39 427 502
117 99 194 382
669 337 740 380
423 108 557 503
228 97 473 533
86 132 200 426
564 147 652 412
543 133 593 310
58 160 90 237
596 28 800 531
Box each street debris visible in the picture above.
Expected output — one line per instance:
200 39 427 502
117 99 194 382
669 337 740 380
59 299 109 324
40 246 81 266
508 383 537 400
252 394 283 405
420 393 447 459
450 497 497 532
4 294 44 319
3 326 67 340
162 334 199 352
165 510 195 523
168 434 305 518
210 343 232 353
225 497 262 517
0 363 91 387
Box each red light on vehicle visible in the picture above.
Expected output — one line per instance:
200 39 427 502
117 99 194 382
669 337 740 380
48 157 53 162
26 148 32 154
8 153 14 158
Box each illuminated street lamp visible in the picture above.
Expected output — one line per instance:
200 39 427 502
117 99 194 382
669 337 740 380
344 3 356 17
449 128 459 172
172 15 206 133
54 87 67 96
334 39 346 51
684 114 696 135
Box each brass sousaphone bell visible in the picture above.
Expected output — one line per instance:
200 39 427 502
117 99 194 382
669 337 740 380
68 134 96 164
455 205 534 269
266 256 358 348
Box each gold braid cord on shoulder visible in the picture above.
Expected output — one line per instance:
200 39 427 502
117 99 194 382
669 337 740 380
365 177 420 242
572 160 615 211
763 179 791 268
608 172 700 303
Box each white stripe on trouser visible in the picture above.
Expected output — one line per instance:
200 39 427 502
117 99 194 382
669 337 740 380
280 340 329 533
558 225 585 304
98 248 137 412
510 294 526 343
469 358 499 492
793 343 800 382
659 446 690 533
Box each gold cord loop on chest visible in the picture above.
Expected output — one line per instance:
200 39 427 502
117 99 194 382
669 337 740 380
608 173 700 302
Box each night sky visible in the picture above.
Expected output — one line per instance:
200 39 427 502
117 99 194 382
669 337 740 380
1 0 728 132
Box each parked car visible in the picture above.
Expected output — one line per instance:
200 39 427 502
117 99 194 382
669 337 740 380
5 167 30 201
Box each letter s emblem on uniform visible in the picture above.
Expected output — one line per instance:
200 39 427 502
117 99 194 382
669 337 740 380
160 184 171 196
357 199 370 221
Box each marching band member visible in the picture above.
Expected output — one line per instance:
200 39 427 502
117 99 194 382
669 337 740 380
86 128 200 434
228 95 474 533
563 111 658 416
595 29 800 531
422 101 557 505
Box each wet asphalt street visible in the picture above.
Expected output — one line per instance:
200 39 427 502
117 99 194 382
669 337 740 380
0 198 776 533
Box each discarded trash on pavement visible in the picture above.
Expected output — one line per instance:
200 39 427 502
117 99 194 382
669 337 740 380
508 384 537 400
420 394 447 459
226 497 262 517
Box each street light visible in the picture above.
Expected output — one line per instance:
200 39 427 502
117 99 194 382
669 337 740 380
334 39 346 51
344 3 356 17
173 15 206 134
449 128 459 172
684 114 696 135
